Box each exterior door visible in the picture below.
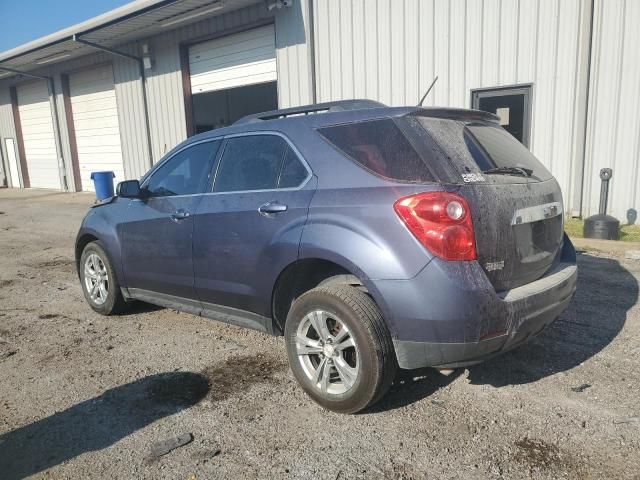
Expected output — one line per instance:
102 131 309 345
121 140 220 299
16 80 60 189
68 65 125 191
193 133 314 316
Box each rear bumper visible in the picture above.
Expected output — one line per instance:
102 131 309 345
372 237 577 369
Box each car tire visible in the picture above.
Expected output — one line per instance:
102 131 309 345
285 285 397 413
80 241 127 315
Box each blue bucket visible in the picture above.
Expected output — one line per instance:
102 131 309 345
90 171 116 201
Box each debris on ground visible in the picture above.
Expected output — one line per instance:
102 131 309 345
0 340 17 361
149 433 194 458
614 416 640 424
571 383 592 393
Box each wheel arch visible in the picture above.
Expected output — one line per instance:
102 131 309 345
75 233 100 279
270 257 392 335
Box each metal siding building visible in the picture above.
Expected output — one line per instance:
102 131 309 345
0 0 638 222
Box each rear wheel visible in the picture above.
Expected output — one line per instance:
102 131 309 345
285 285 396 413
80 241 127 315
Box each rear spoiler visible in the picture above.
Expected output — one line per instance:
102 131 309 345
411 107 500 124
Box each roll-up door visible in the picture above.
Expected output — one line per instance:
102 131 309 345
16 81 60 189
69 64 125 191
189 24 277 94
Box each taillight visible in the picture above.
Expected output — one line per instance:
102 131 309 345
394 191 477 261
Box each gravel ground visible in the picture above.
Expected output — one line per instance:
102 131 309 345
0 189 639 480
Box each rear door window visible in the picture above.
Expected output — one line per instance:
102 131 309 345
278 147 309 188
317 119 434 183
214 135 288 192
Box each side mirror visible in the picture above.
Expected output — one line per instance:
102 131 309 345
116 180 142 198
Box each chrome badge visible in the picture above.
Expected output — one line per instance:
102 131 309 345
485 260 505 272
461 173 485 183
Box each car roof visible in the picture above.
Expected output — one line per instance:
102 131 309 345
182 100 500 146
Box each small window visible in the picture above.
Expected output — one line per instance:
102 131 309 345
471 84 532 147
146 141 220 197
214 135 288 192
278 147 308 188
317 119 434 183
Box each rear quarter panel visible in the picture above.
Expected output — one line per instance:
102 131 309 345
299 185 438 282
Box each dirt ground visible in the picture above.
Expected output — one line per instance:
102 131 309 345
0 189 638 480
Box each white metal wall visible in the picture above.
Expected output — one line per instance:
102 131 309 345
583 0 640 221
0 3 295 187
313 0 592 218
3 0 636 222
275 0 315 108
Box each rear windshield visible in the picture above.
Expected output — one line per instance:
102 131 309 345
317 119 434 183
416 116 552 182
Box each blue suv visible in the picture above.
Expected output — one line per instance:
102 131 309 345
76 100 577 413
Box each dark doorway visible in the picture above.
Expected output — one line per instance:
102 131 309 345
471 85 532 147
192 81 278 134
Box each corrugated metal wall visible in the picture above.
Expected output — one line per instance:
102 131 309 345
275 0 314 107
313 0 592 217
1 0 637 222
0 2 311 189
583 0 640 222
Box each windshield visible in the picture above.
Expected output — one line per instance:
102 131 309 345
415 116 552 183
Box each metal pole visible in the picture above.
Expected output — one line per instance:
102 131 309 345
72 36 155 168
598 178 609 215
308 0 317 104
47 77 69 190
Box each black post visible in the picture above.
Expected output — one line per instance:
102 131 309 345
584 167 619 240
598 168 612 215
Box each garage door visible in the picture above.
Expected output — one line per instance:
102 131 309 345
16 81 60 189
189 24 277 94
69 65 124 191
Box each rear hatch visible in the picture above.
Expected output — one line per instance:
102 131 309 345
405 113 564 291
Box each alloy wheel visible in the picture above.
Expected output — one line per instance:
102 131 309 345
295 310 360 395
84 253 109 306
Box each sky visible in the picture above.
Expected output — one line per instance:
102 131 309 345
0 0 131 52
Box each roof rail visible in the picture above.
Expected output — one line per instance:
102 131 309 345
233 99 386 125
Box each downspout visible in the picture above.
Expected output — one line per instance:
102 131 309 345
72 35 155 169
307 0 317 104
0 66 69 190
573 0 595 218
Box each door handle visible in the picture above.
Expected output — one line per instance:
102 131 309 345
170 210 190 221
258 202 288 216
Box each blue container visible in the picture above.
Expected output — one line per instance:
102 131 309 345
91 171 116 201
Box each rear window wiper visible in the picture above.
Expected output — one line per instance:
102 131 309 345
483 166 533 177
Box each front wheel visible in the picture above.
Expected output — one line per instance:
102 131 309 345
80 241 127 315
285 285 397 413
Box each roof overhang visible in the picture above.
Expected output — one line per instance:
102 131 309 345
0 0 263 78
